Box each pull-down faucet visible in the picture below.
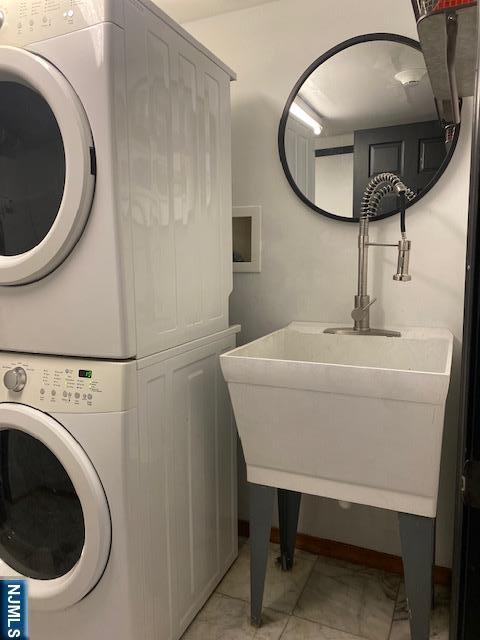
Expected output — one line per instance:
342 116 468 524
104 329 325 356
325 172 415 337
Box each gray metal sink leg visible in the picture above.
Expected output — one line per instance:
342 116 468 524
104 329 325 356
278 489 302 571
249 482 275 627
398 513 435 640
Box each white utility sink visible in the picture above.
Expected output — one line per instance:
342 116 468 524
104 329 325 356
220 322 453 517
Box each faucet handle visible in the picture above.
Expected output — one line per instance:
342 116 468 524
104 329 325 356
351 297 377 322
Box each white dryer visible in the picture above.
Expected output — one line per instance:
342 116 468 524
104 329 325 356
0 0 235 358
0 326 238 639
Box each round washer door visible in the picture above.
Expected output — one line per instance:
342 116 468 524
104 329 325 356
0 404 111 611
0 46 95 285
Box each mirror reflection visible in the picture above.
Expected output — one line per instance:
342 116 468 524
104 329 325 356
281 37 456 220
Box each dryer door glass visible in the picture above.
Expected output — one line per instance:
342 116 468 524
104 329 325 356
0 429 85 580
0 46 95 285
0 82 66 256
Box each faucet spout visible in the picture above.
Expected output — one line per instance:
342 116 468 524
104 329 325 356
394 235 412 282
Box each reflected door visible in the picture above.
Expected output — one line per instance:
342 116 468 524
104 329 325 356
353 120 446 216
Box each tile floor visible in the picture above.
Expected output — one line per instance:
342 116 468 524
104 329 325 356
183 539 450 640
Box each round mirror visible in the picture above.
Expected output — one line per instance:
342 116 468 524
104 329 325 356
278 34 459 222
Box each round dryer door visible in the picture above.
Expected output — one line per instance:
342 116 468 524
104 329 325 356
0 404 111 611
0 46 95 285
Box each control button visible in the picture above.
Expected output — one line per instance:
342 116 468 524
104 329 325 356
29 19 34 26
0 11 5 29
75 392 80 399
4 367 27 393
51 390 56 397
42 16 48 24
40 388 45 395
87 393 92 400
63 391 68 398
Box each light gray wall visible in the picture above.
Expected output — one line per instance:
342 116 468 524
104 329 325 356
184 0 472 567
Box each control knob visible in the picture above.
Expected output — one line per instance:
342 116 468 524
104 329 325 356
4 367 27 392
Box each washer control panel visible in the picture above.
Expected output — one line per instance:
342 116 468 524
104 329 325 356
0 1 122 46
0 352 136 413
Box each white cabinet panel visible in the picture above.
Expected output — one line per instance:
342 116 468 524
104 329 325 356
172 354 218 628
137 332 237 639
125 3 233 357
135 371 175 640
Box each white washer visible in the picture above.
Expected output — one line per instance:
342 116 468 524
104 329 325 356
0 326 238 639
0 0 235 358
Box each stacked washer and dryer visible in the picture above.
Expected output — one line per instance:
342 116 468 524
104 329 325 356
0 1 238 638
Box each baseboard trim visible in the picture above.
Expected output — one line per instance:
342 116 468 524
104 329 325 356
238 520 451 586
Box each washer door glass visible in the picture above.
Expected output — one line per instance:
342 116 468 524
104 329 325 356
0 429 84 580
0 82 65 256
0 404 111 611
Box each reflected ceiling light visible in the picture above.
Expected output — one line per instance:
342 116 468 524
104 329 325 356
289 103 323 135
394 68 427 87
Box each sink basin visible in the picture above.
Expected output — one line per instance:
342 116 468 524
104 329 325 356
220 322 453 517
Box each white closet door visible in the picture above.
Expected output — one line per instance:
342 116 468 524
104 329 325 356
285 117 316 203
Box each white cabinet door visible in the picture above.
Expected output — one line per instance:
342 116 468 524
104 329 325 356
124 4 232 356
137 333 237 639
170 337 237 633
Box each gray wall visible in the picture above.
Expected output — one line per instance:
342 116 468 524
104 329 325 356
184 0 472 567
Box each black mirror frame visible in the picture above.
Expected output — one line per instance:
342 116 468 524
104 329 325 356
278 32 461 223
